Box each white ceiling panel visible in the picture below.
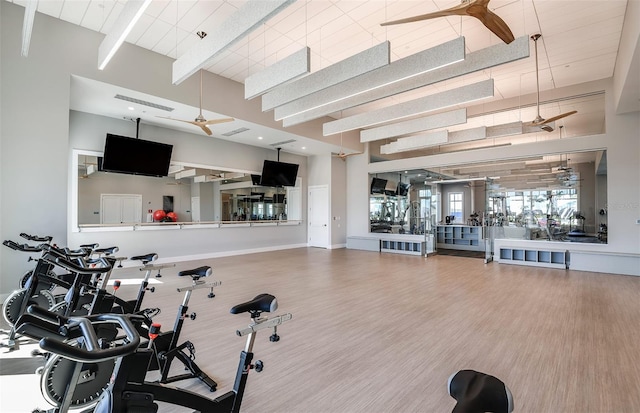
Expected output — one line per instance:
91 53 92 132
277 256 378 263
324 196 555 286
59 0 90 25
135 18 173 51
81 0 117 33
37 0 64 19
10 0 632 157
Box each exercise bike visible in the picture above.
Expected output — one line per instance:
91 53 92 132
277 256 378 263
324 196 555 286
16 293 292 413
35 262 222 410
448 369 514 413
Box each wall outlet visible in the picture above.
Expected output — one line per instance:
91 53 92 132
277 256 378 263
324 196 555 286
636 219 640 225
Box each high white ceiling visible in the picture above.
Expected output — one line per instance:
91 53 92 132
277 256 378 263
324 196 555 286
7 0 634 157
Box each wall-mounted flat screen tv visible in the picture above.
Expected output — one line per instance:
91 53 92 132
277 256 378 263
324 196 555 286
260 160 299 187
251 174 262 185
370 177 387 194
102 133 173 177
397 182 410 197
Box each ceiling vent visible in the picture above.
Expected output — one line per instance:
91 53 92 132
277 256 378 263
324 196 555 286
222 127 250 137
270 139 296 147
114 94 174 112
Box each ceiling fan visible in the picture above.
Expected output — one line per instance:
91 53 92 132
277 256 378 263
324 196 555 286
332 132 362 161
525 34 577 132
159 32 234 136
380 0 515 44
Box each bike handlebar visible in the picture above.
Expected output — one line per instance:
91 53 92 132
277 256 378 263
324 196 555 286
57 256 112 274
2 240 43 252
20 233 53 242
18 308 141 363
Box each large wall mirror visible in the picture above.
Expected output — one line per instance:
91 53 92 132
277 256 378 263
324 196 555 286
369 150 608 244
73 150 300 228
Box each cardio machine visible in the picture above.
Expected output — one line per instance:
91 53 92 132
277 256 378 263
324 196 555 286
16 293 292 413
36 264 222 410
448 369 514 413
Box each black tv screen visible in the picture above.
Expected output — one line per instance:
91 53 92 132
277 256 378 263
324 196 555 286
260 160 299 187
102 133 173 177
397 182 410 197
370 177 387 194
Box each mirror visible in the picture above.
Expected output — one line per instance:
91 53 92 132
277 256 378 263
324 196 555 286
75 150 299 227
369 150 608 244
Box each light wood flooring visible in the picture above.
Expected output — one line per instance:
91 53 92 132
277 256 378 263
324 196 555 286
3 247 640 412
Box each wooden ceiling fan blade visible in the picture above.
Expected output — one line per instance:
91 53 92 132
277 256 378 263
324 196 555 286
380 8 464 26
200 125 213 136
157 116 200 127
477 9 515 44
538 111 578 125
204 117 235 126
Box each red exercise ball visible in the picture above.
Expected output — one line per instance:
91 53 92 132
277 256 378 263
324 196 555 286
153 210 166 222
166 212 178 222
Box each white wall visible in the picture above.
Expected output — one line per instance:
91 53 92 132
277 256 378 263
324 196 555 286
331 156 347 248
0 3 311 294
350 80 640 274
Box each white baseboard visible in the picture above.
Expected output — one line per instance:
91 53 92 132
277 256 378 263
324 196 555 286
152 243 309 265
329 243 347 250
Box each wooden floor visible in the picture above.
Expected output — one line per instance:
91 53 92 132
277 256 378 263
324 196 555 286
3 247 640 412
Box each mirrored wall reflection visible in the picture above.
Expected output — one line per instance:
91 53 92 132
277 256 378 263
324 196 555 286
369 150 608 244
220 188 289 221
76 152 297 226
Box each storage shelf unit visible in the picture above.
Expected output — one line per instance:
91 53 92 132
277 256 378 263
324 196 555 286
380 239 425 256
436 225 484 252
498 247 567 269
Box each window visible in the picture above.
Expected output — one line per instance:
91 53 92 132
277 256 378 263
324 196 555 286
449 192 463 223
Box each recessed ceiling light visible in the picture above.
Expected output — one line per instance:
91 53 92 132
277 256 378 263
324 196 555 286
301 146 306 150
128 106 135 111
258 136 263 140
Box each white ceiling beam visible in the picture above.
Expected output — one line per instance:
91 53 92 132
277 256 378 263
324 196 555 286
98 0 152 70
21 0 38 57
325 79 493 136
172 0 296 85
281 36 529 127
276 36 465 121
262 41 390 111
360 109 467 143
245 47 310 100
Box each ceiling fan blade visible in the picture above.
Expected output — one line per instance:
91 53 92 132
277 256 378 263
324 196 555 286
200 125 213 136
536 110 578 125
380 0 513 44
380 7 465 26
474 8 515 44
204 117 235 126
157 116 200 127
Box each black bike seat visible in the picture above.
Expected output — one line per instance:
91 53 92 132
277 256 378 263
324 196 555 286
230 293 277 315
178 266 211 279
94 246 119 255
448 370 513 413
130 253 158 264
80 243 99 250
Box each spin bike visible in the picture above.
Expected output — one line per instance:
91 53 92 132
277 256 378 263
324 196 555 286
36 263 222 410
16 293 292 413
448 369 514 413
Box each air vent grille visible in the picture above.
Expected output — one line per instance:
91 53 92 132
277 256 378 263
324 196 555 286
222 127 250 136
270 139 296 147
114 94 174 112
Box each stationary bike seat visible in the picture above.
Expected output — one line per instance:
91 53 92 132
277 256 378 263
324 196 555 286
130 253 158 264
178 266 211 279
230 293 278 315
448 370 513 413
93 246 119 256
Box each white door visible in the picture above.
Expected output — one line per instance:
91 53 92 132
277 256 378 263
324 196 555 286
308 185 329 248
100 194 142 224
191 196 201 222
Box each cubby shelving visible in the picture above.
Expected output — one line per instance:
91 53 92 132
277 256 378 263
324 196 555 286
436 225 485 252
498 247 567 269
380 240 425 256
